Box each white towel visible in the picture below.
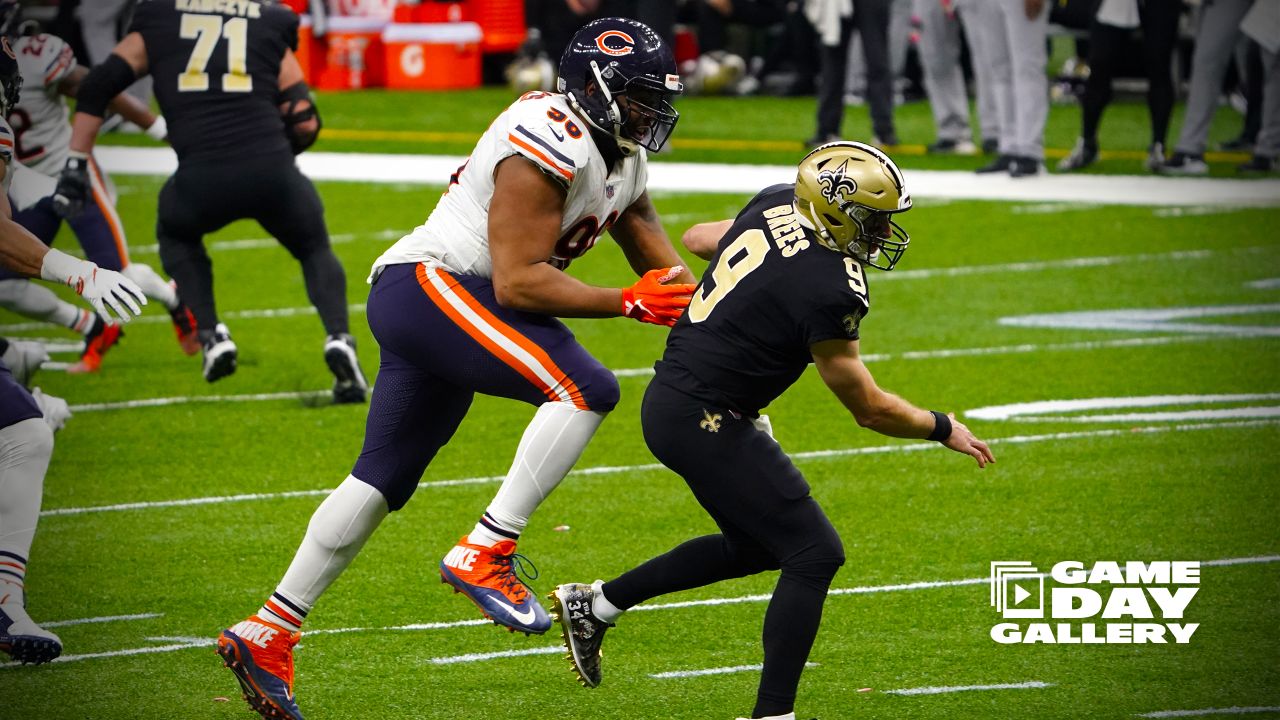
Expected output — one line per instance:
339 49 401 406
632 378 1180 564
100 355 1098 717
805 0 855 47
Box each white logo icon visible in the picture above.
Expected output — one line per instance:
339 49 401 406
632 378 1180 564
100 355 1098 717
990 561 1044 619
492 597 537 624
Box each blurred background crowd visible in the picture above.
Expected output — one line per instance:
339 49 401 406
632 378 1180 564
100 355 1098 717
13 0 1280 175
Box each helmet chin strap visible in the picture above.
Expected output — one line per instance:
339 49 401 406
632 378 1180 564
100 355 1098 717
587 60 639 157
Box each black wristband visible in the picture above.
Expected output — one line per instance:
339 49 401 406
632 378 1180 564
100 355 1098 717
927 411 952 442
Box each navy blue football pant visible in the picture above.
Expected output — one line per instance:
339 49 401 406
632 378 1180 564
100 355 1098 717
0 360 41 431
603 377 845 718
350 262 619 511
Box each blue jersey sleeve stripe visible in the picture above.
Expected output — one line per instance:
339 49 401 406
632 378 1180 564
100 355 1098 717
514 125 576 169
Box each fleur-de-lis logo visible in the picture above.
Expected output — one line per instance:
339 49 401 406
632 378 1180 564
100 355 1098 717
699 409 722 433
816 159 858 205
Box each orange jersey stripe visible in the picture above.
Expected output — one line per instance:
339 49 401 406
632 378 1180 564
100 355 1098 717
414 265 588 409
88 158 130 267
507 135 574 182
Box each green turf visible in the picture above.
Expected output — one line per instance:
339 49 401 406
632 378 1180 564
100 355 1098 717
99 87 1260 176
1 175 1278 720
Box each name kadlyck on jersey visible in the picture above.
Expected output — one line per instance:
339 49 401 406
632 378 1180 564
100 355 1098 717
989 560 1200 645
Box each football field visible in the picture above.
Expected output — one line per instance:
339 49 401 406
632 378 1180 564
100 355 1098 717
2 156 1279 718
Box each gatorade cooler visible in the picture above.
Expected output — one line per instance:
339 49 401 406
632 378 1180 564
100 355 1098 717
382 22 482 90
296 14 316 83
316 16 388 90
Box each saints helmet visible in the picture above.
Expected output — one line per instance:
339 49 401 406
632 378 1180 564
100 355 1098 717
557 17 682 156
794 141 912 271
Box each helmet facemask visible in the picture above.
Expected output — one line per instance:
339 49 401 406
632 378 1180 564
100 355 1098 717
583 60 680 156
844 204 909 271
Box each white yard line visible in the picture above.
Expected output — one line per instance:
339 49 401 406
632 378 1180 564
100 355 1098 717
43 613 163 629
1137 708 1280 718
6 554 1275 670
61 334 1253 413
95 147 1280 206
427 646 562 665
39 419 1280 518
884 681 1054 696
650 662 818 679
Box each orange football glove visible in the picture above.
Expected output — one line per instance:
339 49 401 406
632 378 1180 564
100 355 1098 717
621 266 696 327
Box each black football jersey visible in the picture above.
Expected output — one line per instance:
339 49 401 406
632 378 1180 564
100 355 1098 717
656 184 872 416
130 0 298 163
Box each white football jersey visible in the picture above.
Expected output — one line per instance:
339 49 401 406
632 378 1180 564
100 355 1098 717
8 34 76 176
370 92 648 280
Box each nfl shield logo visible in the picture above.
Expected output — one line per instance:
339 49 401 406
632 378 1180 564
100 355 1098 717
606 184 616 199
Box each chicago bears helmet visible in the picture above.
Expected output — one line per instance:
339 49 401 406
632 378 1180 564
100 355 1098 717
557 17 682 156
0 36 19 117
794 141 912 271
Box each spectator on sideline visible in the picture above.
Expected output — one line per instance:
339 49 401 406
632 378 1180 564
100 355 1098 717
808 0 899 147
1162 0 1279 175
1058 0 1181 173
915 0 978 154
973 0 1049 177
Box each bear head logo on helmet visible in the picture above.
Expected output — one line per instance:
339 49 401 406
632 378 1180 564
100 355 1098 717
557 17 683 157
794 141 912 271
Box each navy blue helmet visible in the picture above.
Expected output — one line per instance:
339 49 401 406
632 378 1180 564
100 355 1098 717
557 17 682 155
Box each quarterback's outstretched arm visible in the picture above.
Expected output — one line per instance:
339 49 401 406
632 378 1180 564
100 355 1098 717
681 220 733 260
489 156 693 324
610 192 695 284
811 337 995 467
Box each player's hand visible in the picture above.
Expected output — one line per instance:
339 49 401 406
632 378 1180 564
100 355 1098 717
52 153 91 219
621 265 696 327
40 249 147 324
30 388 72 433
940 413 996 468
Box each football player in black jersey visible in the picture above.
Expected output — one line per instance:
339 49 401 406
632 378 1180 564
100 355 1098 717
550 141 994 720
50 0 367 402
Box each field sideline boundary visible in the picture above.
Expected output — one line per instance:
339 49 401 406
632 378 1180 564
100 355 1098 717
95 147 1280 207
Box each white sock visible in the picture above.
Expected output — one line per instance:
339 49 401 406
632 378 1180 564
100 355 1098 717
0 279 91 332
121 263 178 310
475 402 607 543
0 418 54 606
267 475 388 626
591 579 623 623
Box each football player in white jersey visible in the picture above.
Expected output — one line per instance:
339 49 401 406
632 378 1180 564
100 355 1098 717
217 18 692 720
0 39 145 665
0 1 197 373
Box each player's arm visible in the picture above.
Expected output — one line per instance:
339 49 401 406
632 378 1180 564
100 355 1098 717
811 337 995 467
489 156 693 325
681 219 733 260
0 166 145 322
54 33 149 218
609 191 696 283
56 65 164 141
277 49 319 154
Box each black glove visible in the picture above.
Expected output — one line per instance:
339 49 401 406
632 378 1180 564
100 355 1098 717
52 154 91 219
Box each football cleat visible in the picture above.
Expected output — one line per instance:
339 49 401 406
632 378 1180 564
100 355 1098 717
439 536 551 635
0 598 63 665
202 323 237 383
550 582 613 688
323 333 368 404
217 616 304 720
67 316 121 374
169 284 200 356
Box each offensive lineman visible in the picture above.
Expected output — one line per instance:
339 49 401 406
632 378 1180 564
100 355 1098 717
0 40 145 665
215 18 693 720
0 0 198 373
550 142 994 720
52 0 367 400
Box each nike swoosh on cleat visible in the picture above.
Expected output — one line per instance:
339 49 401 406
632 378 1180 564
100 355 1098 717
491 597 537 624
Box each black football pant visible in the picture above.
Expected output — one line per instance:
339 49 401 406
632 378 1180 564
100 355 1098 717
603 379 845 718
155 154 349 342
1080 0 1180 147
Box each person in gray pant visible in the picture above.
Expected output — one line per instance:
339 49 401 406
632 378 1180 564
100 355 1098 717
974 0 1050 177
79 0 152 110
915 0 978 154
1162 0 1279 174
955 0 1002 153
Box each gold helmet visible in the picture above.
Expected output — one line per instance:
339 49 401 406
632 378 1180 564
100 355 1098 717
794 140 912 271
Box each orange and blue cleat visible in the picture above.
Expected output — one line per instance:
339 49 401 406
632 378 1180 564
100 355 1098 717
217 616 304 720
440 536 551 635
67 317 121 374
